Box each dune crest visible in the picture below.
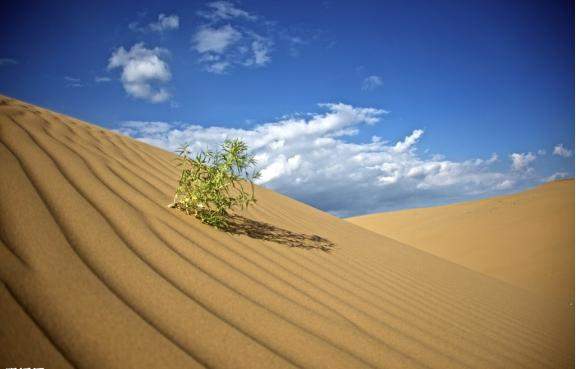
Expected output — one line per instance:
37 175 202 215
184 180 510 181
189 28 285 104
348 180 575 303
0 95 572 368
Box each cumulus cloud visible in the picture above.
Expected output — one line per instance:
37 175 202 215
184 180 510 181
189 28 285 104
116 103 529 216
0 58 18 66
108 43 171 103
510 152 536 172
362 75 383 91
391 129 423 153
130 13 179 33
553 143 572 158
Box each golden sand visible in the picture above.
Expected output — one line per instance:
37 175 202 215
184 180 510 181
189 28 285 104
0 95 572 368
348 180 575 304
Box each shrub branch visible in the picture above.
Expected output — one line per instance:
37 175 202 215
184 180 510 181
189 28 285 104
169 139 261 229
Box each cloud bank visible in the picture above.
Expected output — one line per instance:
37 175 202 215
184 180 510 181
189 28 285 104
115 103 547 216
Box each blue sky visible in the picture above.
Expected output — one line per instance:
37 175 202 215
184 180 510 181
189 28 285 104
1 0 573 216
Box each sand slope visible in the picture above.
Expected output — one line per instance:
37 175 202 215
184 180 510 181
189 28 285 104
0 95 572 368
348 180 575 303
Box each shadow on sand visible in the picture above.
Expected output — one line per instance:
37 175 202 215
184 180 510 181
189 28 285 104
224 215 335 252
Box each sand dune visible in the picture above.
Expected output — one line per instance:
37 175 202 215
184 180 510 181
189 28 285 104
348 180 575 304
0 95 572 368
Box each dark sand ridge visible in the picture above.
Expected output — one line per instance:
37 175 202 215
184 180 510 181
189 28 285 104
0 95 573 368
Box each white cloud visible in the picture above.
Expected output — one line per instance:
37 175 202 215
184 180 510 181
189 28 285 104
0 58 18 66
108 43 171 103
259 154 302 183
537 149 546 156
205 61 231 74
192 2 273 73
487 153 499 164
191 1 321 72
120 121 173 136
193 25 242 54
64 76 83 88
510 152 536 171
391 129 423 153
116 103 531 216
553 143 572 158
285 35 306 57
198 1 257 21
192 25 272 73
130 13 179 33
244 36 272 66
150 14 180 32
362 75 383 91
543 172 569 182
95 76 112 83
495 179 515 190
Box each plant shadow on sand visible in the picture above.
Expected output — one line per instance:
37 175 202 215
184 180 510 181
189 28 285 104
224 215 335 252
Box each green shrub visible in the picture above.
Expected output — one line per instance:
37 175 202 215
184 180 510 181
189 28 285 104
168 139 261 229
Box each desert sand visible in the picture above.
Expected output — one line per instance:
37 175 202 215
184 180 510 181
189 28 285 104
348 180 575 304
0 95 573 368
